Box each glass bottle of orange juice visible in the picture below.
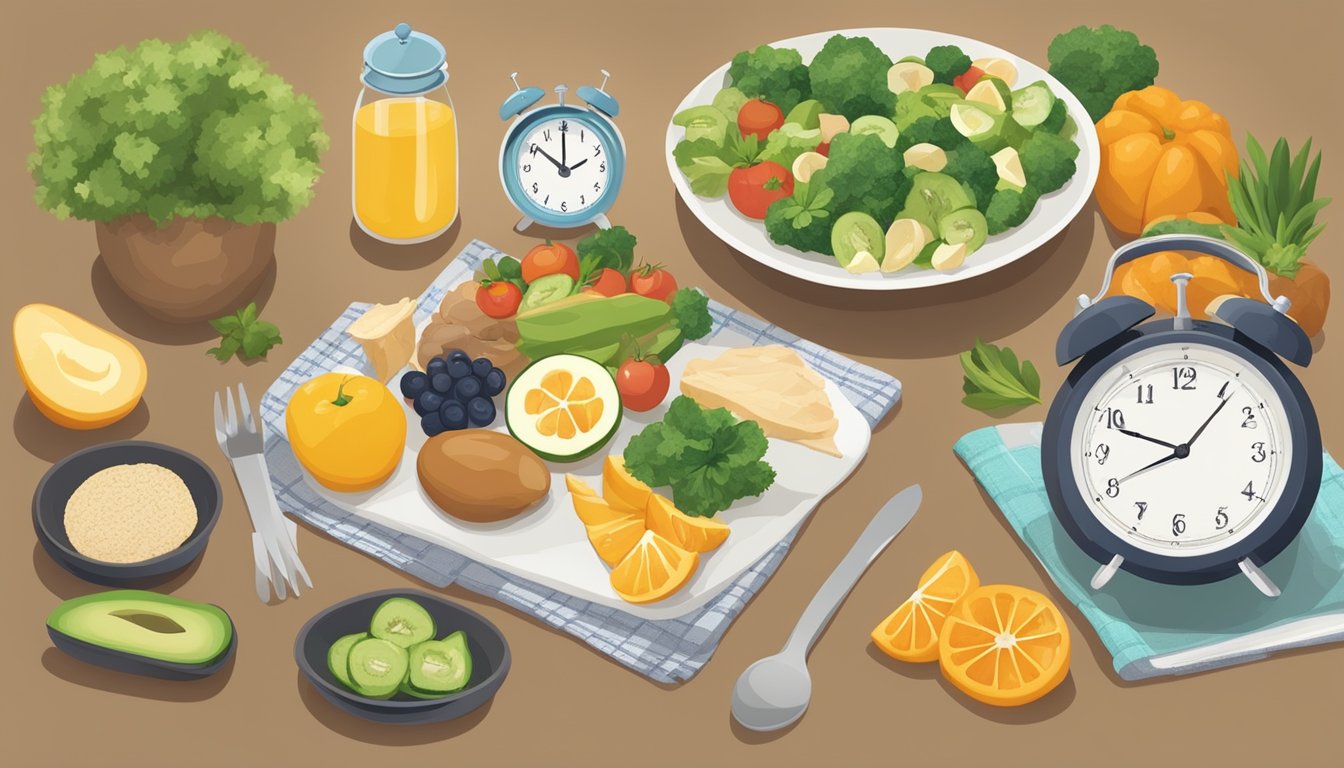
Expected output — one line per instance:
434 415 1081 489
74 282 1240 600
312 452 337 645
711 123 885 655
353 23 458 243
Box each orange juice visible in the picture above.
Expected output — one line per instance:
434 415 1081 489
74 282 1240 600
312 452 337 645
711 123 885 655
353 98 458 242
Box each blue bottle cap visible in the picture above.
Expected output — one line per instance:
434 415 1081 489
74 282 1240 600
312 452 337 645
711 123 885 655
362 22 447 95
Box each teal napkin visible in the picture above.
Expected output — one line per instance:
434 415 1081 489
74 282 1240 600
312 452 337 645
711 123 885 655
954 423 1344 680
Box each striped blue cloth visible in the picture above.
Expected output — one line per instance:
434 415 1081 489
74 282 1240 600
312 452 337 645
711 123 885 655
260 240 901 683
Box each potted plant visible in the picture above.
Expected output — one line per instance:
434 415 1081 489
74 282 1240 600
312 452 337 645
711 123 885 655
29 31 328 323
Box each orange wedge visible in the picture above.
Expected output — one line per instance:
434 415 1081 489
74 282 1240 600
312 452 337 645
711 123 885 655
646 494 729 553
603 456 651 512
565 474 599 498
584 515 646 567
609 530 698 604
938 584 1071 707
871 550 979 662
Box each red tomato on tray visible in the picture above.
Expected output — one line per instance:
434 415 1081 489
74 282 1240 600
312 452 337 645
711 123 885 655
616 357 670 412
587 267 627 297
630 265 678 302
728 161 794 220
476 281 523 318
521 241 579 283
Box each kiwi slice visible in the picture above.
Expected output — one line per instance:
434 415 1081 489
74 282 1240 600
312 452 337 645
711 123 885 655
830 212 886 273
407 631 473 694
327 632 367 689
346 637 409 699
369 597 436 649
849 115 899 149
938 208 989 254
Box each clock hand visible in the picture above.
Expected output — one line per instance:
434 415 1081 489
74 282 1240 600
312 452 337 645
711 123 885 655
1185 390 1233 448
1117 450 1183 484
567 159 588 171
532 146 566 172
561 128 567 168
1114 428 1177 450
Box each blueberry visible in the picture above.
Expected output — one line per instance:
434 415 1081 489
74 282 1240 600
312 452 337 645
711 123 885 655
446 349 470 364
454 375 482 402
467 396 496 426
471 357 493 379
430 373 454 394
446 359 471 379
414 391 445 416
426 358 448 377
440 400 468 430
420 411 446 436
482 368 507 397
400 371 428 399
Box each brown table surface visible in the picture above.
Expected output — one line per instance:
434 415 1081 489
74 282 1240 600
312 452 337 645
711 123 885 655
6 1 1342 765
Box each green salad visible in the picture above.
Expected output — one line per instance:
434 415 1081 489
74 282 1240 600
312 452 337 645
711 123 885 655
672 35 1081 275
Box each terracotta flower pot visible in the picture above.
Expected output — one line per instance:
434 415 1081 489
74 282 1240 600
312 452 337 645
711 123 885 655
95 215 276 324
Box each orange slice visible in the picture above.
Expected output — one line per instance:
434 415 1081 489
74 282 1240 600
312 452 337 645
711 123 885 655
565 474 599 498
938 584 1071 707
646 494 729 553
524 368 606 439
871 550 979 662
603 456 651 512
609 530 698 604
584 515 646 567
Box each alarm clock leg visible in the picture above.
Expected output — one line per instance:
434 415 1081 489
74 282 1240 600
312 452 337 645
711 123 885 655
592 213 612 230
1090 554 1124 589
513 215 536 233
1238 558 1282 597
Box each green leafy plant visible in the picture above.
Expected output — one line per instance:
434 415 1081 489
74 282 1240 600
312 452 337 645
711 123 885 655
208 303 282 361
30 31 328 225
1047 25 1159 122
577 225 638 278
1223 134 1330 278
961 339 1041 411
623 395 775 517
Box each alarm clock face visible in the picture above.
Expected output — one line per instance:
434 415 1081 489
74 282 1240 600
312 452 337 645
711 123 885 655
1070 341 1293 557
514 116 612 216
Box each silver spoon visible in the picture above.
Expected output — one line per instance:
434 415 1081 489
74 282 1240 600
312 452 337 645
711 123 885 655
732 484 922 732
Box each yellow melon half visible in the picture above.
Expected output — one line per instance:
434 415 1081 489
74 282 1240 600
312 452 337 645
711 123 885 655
14 304 147 429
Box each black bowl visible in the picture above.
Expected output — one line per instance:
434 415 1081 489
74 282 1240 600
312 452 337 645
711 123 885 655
295 589 511 724
33 441 222 586
47 614 237 681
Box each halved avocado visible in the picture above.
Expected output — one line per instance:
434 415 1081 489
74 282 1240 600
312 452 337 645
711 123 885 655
506 354 622 462
46 590 232 666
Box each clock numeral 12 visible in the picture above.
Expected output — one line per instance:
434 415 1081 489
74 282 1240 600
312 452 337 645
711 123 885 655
1172 366 1197 390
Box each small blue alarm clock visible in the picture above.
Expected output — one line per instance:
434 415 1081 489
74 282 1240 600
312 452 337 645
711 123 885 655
1042 235 1321 597
498 70 625 232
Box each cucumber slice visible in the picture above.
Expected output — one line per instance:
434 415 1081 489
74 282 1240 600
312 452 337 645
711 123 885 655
711 87 748 122
407 631 473 694
672 105 728 144
369 597 436 649
398 678 448 700
327 632 367 689
520 273 576 313
346 637 409 699
850 116 899 149
901 172 975 229
938 209 989 255
506 354 621 462
1010 81 1056 128
830 212 885 273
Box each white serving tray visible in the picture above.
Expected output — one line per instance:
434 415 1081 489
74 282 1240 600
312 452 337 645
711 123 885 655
307 336 870 621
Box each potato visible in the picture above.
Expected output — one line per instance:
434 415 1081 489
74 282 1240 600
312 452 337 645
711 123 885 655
417 430 549 522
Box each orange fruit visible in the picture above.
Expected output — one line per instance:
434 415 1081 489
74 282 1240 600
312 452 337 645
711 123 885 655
645 494 730 553
609 530 698 604
871 550 979 663
603 456 651 512
565 474 599 498
584 515 646 567
523 367 607 439
938 584 1071 707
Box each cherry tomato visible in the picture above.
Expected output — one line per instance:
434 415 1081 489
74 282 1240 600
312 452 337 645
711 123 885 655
630 265 678 302
728 161 795 220
816 141 830 157
737 98 785 141
586 267 627 297
475 281 523 318
617 357 670 412
521 241 579 284
953 66 986 94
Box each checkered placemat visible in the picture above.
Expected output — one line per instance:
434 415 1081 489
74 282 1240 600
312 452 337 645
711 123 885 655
260 239 902 683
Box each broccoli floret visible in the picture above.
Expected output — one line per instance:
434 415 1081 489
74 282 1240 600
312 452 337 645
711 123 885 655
822 132 910 229
1048 25 1159 121
942 144 998 210
727 45 812 113
1019 133 1080 194
985 189 1041 235
807 35 895 121
764 183 835 255
925 45 972 84
893 90 939 131
896 116 965 152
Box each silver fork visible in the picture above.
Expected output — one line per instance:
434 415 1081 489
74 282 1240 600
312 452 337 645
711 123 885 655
213 383 313 599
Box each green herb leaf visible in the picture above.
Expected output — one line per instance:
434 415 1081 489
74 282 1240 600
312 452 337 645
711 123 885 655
577 225 637 274
960 339 1042 411
670 288 713 341
622 396 774 517
206 336 241 361
207 305 282 363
